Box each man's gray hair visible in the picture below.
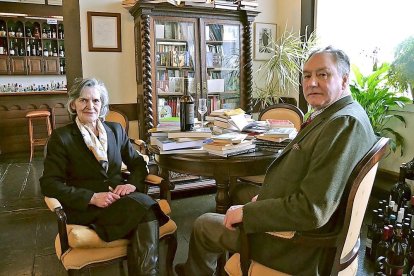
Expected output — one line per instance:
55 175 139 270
306 46 350 77
67 78 109 121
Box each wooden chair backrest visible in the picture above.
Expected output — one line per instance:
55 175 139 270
259 104 304 131
106 108 129 133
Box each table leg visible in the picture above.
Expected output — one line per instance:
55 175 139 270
214 174 230 214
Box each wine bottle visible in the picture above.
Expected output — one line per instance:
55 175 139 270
366 209 379 258
26 41 31 56
391 163 412 209
372 213 385 261
375 226 391 262
9 41 15 56
179 75 194 131
386 224 406 275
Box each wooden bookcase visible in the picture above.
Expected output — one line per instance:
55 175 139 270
127 2 258 140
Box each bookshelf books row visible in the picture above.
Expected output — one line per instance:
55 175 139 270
155 22 193 40
156 50 193 67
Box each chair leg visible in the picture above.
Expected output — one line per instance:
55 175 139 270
160 233 178 276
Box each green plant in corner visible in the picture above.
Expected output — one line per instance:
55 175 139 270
350 63 411 155
388 36 414 101
253 27 317 110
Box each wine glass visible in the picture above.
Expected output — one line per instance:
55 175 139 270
198 98 208 128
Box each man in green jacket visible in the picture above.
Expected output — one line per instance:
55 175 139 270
176 46 377 275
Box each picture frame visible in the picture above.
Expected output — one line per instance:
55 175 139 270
87 12 122 52
254 22 277 60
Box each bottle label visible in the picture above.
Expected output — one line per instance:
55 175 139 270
186 103 195 124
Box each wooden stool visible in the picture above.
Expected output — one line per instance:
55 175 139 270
26 110 52 162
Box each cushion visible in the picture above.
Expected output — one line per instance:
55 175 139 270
225 253 291 276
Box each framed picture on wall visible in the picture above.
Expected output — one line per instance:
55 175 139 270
87 12 122 52
254 22 276 60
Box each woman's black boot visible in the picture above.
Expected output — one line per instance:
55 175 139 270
127 220 159 276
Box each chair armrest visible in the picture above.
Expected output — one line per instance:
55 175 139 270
44 196 62 211
44 196 70 256
131 138 147 155
145 174 163 186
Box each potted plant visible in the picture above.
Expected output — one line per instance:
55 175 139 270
388 36 414 101
350 63 411 156
253 27 317 110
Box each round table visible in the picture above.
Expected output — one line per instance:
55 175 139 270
150 146 278 213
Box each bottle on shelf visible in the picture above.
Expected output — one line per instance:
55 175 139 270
9 41 15 56
386 224 406 275
59 45 64 57
16 27 23 38
33 26 40 39
31 41 36 56
52 27 56 39
43 43 49 57
0 25 6 37
8 26 15 37
37 42 42 56
58 24 64 39
26 27 32 38
59 59 65 75
0 39 4 55
52 47 58 57
42 28 47 39
179 73 195 131
26 40 31 56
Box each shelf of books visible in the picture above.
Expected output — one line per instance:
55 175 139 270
155 19 197 123
204 22 240 112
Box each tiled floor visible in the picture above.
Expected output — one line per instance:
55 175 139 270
0 152 384 275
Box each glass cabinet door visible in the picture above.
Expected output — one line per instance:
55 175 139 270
203 21 241 113
154 19 197 123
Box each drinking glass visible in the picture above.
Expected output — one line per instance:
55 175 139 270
198 98 208 128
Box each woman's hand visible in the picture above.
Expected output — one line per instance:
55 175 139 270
90 192 120 208
112 184 136 196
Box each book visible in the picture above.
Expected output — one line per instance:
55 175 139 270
158 147 207 155
205 144 256 157
259 128 298 139
204 140 252 151
266 119 295 129
167 128 212 139
212 132 248 144
210 108 245 117
255 135 289 143
154 137 207 151
229 114 268 132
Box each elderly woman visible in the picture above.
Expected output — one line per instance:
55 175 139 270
40 78 168 276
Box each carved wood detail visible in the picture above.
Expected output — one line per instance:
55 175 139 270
141 14 154 142
242 19 254 114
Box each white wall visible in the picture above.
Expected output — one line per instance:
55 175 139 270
79 0 139 138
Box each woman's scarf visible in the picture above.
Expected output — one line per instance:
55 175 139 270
75 117 109 172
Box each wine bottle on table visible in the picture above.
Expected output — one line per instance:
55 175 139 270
179 74 194 131
375 226 391 263
366 209 379 259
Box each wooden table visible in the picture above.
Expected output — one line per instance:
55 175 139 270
150 147 278 213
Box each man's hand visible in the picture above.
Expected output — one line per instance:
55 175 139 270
251 195 258 202
224 205 243 231
112 184 136 196
90 192 120 208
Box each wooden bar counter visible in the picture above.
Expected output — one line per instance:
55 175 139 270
0 91 71 155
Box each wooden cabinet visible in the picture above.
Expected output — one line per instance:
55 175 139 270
0 16 65 75
128 3 258 140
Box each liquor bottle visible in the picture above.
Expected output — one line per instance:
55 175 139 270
60 59 65 75
8 26 15 37
31 41 36 56
58 25 64 39
52 47 58 57
179 75 194 131
37 42 42 56
26 27 32 38
26 41 31 56
9 41 15 56
59 45 64 57
366 209 379 258
372 214 385 261
375 226 391 262
0 39 4 55
43 43 49 57
52 27 56 39
386 224 406 275
391 163 412 209
33 26 40 39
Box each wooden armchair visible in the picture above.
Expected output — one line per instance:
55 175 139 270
44 174 177 275
239 103 304 185
225 137 389 276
